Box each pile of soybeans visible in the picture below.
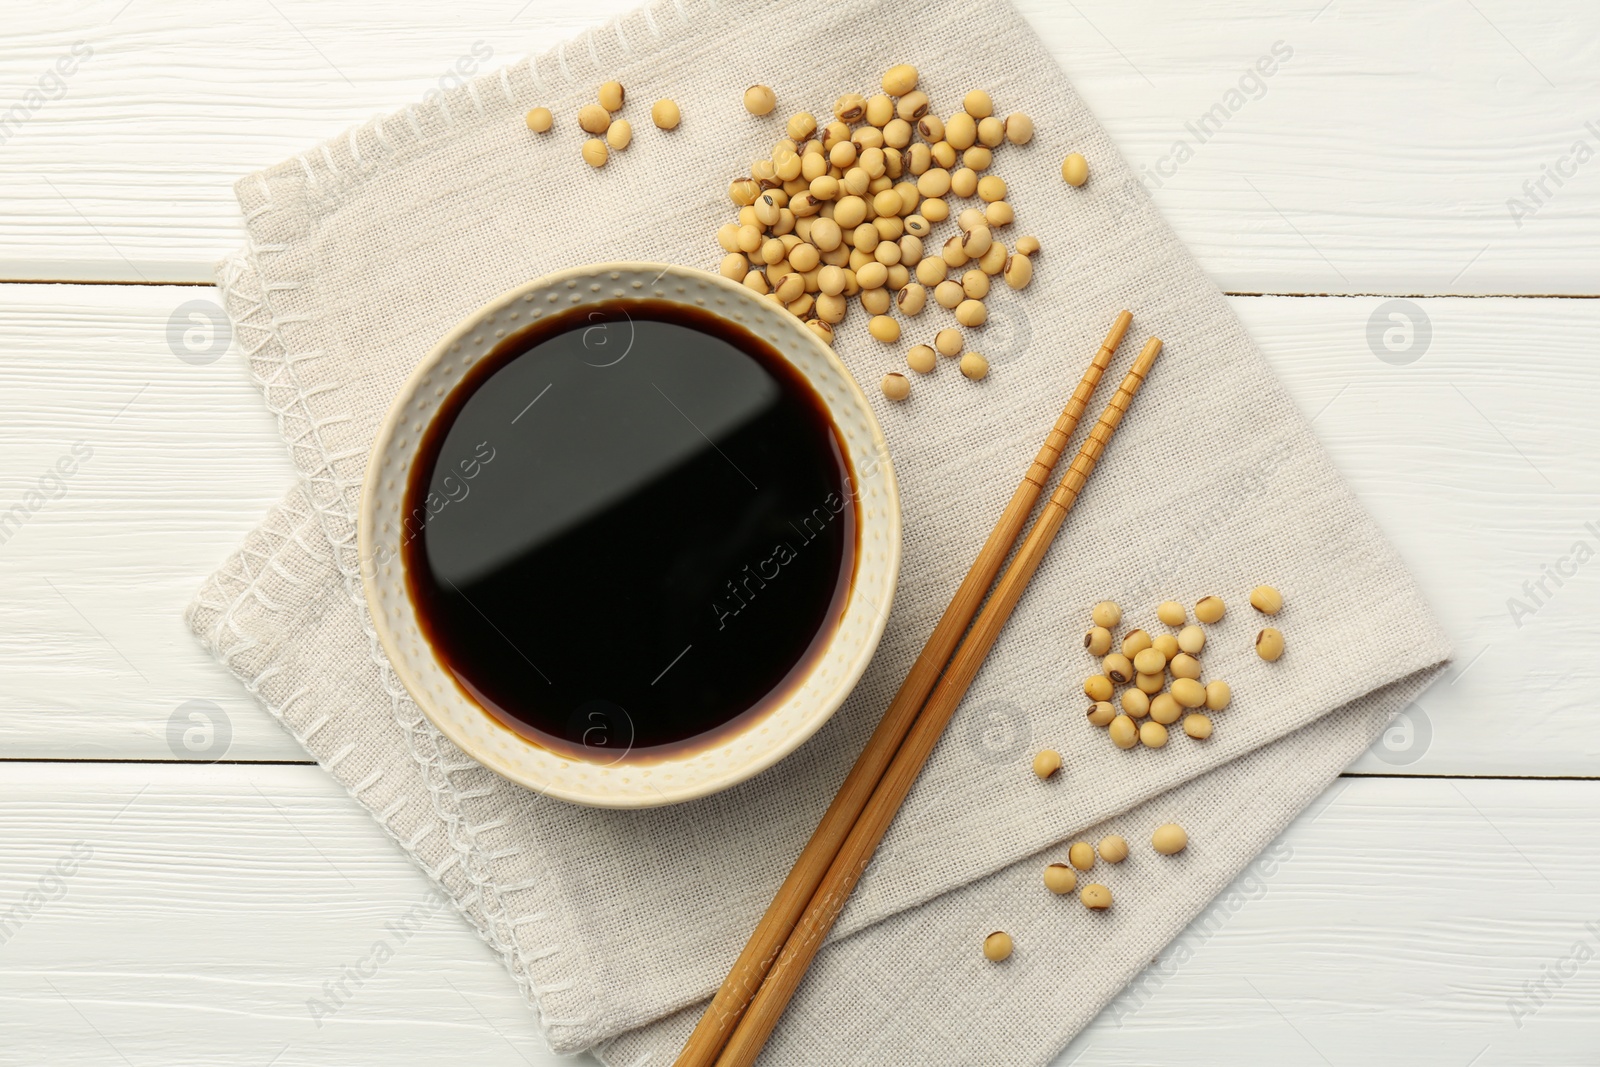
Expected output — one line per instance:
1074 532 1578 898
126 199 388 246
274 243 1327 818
713 64 1084 400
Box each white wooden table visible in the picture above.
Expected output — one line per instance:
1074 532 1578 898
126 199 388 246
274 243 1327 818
4 2 1598 1063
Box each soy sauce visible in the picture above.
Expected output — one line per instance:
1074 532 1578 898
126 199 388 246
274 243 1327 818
403 300 857 764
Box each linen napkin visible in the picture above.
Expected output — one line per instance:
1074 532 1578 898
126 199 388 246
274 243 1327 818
188 0 1450 1060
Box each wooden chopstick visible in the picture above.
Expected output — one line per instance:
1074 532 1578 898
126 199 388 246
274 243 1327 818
711 337 1165 1067
672 311 1133 1067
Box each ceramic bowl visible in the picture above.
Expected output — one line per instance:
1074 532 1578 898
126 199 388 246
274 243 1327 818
358 263 900 808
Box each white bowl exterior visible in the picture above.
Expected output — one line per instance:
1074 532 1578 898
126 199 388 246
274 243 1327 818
359 264 900 808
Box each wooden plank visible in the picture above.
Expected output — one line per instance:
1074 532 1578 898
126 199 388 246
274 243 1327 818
1065 773 1600 1064
0 763 574 1066
1 286 1596 771
0 282 304 761
2 764 1595 1064
0 1 1595 291
1230 296 1600 775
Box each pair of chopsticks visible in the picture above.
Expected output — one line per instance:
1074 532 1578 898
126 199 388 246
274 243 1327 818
675 311 1163 1067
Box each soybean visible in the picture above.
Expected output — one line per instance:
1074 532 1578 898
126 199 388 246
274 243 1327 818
1135 672 1164 695
1170 678 1206 708
959 351 989 380
1152 823 1188 855
578 104 611 135
1086 700 1116 727
880 372 910 401
810 217 843 251
935 328 964 357
962 89 994 119
1256 627 1285 661
1121 688 1150 719
916 256 947 286
581 138 608 168
1156 600 1186 627
983 931 1013 961
1152 633 1179 662
1250 585 1284 615
815 293 846 323
1183 713 1213 740
945 112 978 150
1132 647 1166 676
744 85 776 116
524 107 553 132
1084 626 1113 656
1098 835 1129 863
1169 653 1201 681
1149 692 1180 725
882 64 919 95
1108 715 1138 750
898 283 928 316
1121 628 1151 657
1102 653 1134 684
869 315 901 343
896 90 930 121
1205 680 1232 711
1084 675 1113 702
1093 601 1123 628
1004 254 1033 290
1033 749 1063 779
1044 863 1078 895
1139 721 1169 748
1080 884 1112 909
597 80 625 112
1068 842 1095 871
1061 152 1089 187
1004 113 1035 145
606 120 632 151
1195 596 1226 623
650 99 680 130
956 299 987 327
1178 625 1206 655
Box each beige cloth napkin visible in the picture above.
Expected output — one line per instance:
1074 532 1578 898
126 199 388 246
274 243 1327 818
187 0 1450 1061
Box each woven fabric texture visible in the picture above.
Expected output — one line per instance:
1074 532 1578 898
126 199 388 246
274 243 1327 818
187 0 1450 1059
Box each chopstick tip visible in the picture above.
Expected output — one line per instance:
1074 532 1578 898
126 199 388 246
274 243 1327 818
1132 337 1163 375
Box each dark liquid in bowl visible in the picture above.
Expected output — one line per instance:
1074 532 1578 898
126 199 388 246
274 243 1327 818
403 300 857 764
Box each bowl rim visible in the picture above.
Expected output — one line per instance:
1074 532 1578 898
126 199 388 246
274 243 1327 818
357 261 901 808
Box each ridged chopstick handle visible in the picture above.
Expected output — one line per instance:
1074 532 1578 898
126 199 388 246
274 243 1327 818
1021 310 1130 491
1050 336 1163 510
